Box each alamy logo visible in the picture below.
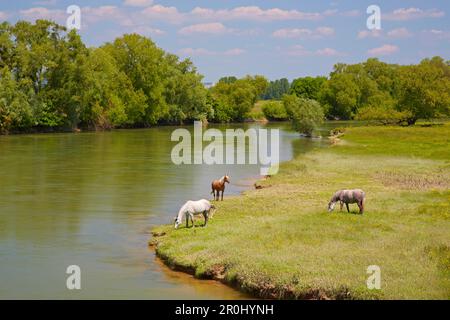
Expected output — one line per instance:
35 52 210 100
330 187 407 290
66 5 81 31
66 265 81 290
366 5 381 30
366 265 381 290
171 121 280 175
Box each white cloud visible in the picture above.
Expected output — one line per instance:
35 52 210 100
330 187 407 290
322 9 361 18
358 28 413 39
19 7 65 23
82 6 124 24
223 48 246 56
178 23 231 35
316 48 344 56
387 28 413 38
179 48 215 56
179 47 246 57
357 30 383 39
33 0 57 5
189 6 323 22
286 45 311 56
286 45 344 57
422 29 450 40
141 5 183 23
0 11 8 20
367 44 399 56
342 10 360 17
131 25 165 36
384 8 445 21
272 27 334 39
123 0 153 7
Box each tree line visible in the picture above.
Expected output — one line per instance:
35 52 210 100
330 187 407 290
265 57 450 126
1 20 449 134
0 20 212 133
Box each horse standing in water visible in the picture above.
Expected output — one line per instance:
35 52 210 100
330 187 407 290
328 189 366 214
211 175 230 201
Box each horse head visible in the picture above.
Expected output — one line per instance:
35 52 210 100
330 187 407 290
224 175 230 184
174 217 180 229
328 201 336 212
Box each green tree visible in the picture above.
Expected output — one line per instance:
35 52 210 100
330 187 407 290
0 67 33 132
163 54 209 124
210 75 268 122
319 73 360 119
103 34 168 126
290 76 327 100
262 78 290 100
397 57 450 125
218 76 238 84
261 101 288 121
77 47 146 129
283 94 324 137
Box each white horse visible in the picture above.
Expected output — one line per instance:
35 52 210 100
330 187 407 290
174 199 216 229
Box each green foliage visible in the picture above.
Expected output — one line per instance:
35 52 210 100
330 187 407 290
1 19 449 132
261 101 288 121
317 58 450 124
396 57 450 125
210 75 269 122
290 76 326 100
0 67 33 132
162 55 209 124
319 73 360 120
0 20 209 132
218 76 237 84
355 105 412 125
261 78 290 100
283 94 324 136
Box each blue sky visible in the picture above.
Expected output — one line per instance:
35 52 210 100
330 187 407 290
1 1 449 82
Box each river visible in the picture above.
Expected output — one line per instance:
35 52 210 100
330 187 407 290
0 122 347 299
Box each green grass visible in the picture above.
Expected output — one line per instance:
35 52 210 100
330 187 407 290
152 123 450 299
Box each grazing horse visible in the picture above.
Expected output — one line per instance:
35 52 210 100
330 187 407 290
174 199 216 229
211 175 230 201
328 189 366 214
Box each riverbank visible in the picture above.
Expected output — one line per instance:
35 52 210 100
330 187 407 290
151 123 450 299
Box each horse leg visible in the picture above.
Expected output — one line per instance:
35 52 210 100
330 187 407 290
346 203 350 213
340 201 343 211
186 214 189 228
215 190 219 201
221 190 224 201
203 211 208 227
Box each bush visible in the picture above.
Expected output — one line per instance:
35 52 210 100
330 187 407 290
261 101 288 121
283 95 324 137
355 105 413 125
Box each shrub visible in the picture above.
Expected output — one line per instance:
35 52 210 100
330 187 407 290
261 101 288 121
283 95 324 137
355 105 413 125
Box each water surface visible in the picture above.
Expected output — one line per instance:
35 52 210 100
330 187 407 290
0 122 347 299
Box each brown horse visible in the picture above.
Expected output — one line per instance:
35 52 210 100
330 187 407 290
211 175 230 201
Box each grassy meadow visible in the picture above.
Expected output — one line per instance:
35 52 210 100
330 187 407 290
151 122 450 299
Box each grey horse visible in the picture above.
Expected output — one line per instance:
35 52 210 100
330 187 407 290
328 189 366 214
